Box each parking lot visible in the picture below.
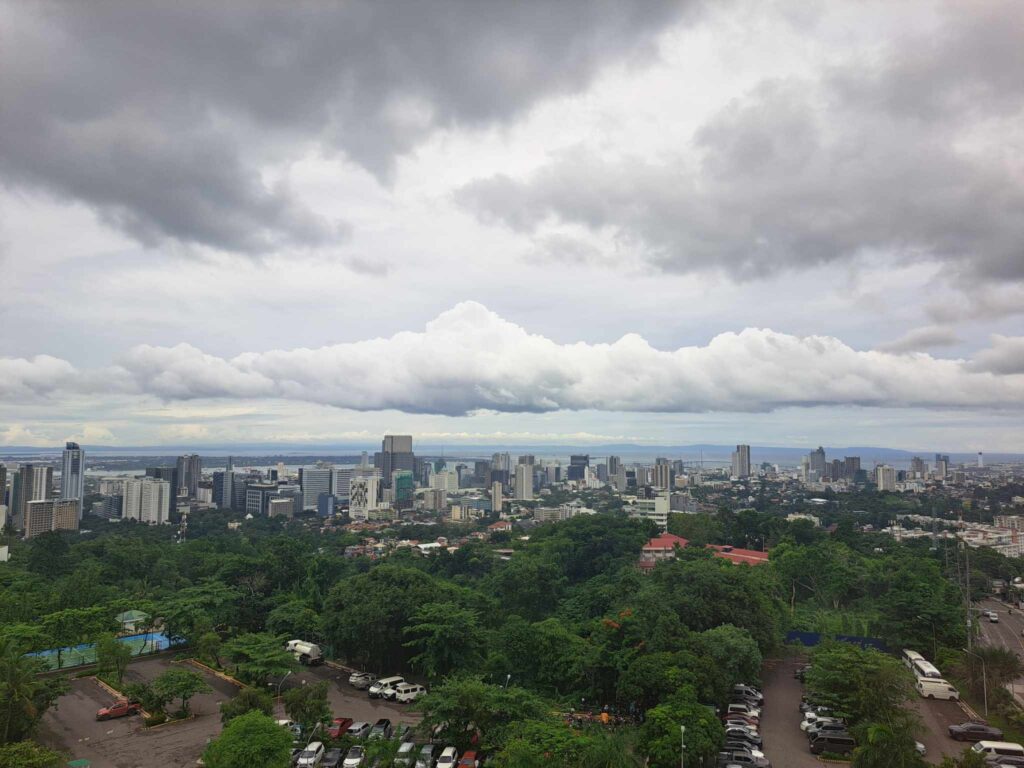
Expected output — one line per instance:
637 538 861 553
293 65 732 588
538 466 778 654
760 655 971 767
279 664 422 729
39 657 422 768
38 656 238 768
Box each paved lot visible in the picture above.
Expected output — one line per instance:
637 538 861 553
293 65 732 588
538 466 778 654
978 597 1024 705
39 656 240 768
761 655 970 767
279 664 422 729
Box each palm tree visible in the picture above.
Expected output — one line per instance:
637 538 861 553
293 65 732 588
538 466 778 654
852 721 926 768
0 638 56 743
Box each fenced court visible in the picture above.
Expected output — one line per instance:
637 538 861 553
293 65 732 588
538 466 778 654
28 631 184 671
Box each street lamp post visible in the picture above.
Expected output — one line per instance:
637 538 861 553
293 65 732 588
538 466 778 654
271 670 292 697
963 648 988 716
680 724 686 768
504 674 511 689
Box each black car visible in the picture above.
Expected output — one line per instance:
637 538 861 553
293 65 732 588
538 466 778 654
810 733 856 755
949 722 1004 742
323 749 344 768
368 718 393 740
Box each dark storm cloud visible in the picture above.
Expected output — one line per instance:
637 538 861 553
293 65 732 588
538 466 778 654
458 0 1024 287
0 1 691 254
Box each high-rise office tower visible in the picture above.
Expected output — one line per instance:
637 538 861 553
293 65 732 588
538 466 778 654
808 447 827 478
299 467 333 510
875 465 897 491
731 445 751 479
124 478 171 524
0 464 7 507
374 435 414 488
349 475 379 520
24 499 79 538
514 463 533 500
977 452 984 468
60 441 85 519
517 454 535 466
568 455 589 481
491 481 503 515
392 470 414 507
176 454 201 497
652 461 673 490
12 464 53 531
909 457 927 477
830 459 843 482
843 456 861 479
608 456 622 477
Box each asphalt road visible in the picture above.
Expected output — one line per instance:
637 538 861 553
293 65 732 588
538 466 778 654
39 657 238 768
282 664 422 728
761 655 970 767
976 597 1024 706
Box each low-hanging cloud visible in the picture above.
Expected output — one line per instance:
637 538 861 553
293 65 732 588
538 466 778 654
0 0 689 255
5 302 1019 415
459 0 1024 290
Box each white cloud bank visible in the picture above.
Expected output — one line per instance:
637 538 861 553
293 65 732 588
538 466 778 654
3 303 1023 416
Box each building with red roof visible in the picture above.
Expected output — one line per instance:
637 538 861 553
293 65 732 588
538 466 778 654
638 533 769 571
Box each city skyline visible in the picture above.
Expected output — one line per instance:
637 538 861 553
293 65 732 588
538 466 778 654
1 1 1023 450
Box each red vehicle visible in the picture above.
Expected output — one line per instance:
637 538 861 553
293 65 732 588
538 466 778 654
327 717 354 739
96 700 141 721
458 751 480 768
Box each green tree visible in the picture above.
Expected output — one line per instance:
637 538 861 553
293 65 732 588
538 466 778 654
202 711 293 768
639 687 723 768
196 631 222 667
221 633 297 685
282 680 331 735
151 667 211 716
691 625 762 704
416 676 550 751
220 687 274 724
94 633 132 684
0 639 68 743
266 599 322 640
0 741 64 768
806 643 913 726
852 720 927 768
404 602 486 680
123 680 172 715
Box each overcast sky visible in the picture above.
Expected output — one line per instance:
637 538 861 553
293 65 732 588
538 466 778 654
1 0 1022 451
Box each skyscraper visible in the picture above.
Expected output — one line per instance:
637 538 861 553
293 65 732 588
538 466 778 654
652 460 673 490
807 447 827 479
124 478 171 524
491 481 503 515
875 465 897 492
60 441 85 519
608 456 622 477
176 454 201 497
514 463 533 500
568 455 589 481
12 464 53 531
25 499 79 538
299 467 333 510
731 445 751 479
374 435 415 488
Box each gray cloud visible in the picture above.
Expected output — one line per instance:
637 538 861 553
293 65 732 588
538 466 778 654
876 326 962 354
0 1 690 254
5 303 1023 415
458 0 1024 289
969 335 1024 375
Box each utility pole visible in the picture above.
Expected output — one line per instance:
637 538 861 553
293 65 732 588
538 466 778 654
966 543 973 652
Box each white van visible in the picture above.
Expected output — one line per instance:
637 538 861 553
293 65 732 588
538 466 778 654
916 677 959 701
368 675 404 699
902 649 926 670
393 682 427 703
912 659 943 679
971 742 1024 758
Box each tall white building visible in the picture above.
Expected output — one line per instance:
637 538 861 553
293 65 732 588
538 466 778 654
875 465 897 492
514 464 533 501
60 441 85 519
124 478 171 524
349 475 380 520
491 481 503 515
431 470 459 493
630 493 671 531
